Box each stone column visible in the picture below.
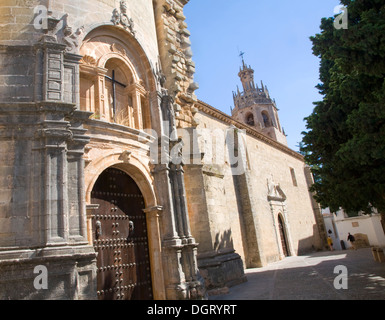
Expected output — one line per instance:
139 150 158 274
169 159 204 299
95 68 108 121
151 162 187 300
0 32 98 299
41 42 67 102
131 87 143 130
86 204 100 245
67 110 93 242
269 202 285 259
143 206 166 300
35 105 73 245
150 89 206 300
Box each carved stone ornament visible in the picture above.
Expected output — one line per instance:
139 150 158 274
111 0 136 36
267 176 287 202
39 10 61 43
35 9 84 54
62 25 84 54
154 62 167 89
35 128 74 144
111 43 127 56
119 150 132 163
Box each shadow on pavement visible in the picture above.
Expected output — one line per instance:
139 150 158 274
209 248 385 300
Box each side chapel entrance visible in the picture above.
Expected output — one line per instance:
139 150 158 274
91 167 153 300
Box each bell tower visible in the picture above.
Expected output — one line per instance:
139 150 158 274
232 59 288 146
239 60 255 93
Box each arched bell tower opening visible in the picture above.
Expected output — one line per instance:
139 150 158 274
246 113 255 126
262 111 272 128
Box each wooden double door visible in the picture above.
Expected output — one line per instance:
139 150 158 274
91 167 153 300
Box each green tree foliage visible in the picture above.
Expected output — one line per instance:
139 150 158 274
301 0 385 221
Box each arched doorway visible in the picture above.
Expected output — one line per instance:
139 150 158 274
91 167 153 300
278 215 290 257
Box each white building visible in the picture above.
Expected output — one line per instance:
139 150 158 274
323 208 385 250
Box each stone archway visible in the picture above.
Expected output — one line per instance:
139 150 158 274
86 159 166 300
79 25 158 130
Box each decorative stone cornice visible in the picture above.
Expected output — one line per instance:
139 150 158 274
196 100 304 161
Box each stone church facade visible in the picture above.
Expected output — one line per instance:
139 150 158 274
0 0 327 300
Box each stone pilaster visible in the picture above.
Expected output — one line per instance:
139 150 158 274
228 127 265 268
150 88 206 300
67 110 93 242
35 105 74 245
143 206 167 300
0 31 96 300
304 165 328 250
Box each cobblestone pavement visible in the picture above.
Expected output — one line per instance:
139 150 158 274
210 248 385 300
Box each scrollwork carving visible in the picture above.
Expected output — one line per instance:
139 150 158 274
80 55 97 66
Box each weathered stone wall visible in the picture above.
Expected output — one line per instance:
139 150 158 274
153 0 196 100
189 101 325 271
0 0 325 300
245 133 322 261
153 0 199 133
0 101 98 300
0 0 160 103
0 247 97 300
180 110 248 294
0 0 159 60
0 46 36 102
0 0 163 300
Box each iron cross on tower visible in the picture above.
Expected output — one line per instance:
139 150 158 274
239 51 246 66
105 70 127 122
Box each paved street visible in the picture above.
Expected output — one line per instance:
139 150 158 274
210 248 385 300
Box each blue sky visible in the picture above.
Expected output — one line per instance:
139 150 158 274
184 0 341 151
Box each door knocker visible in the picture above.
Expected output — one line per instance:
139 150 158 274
128 220 134 236
95 220 102 239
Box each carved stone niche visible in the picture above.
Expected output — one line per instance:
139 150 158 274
267 176 287 202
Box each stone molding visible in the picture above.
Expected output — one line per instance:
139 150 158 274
196 100 304 161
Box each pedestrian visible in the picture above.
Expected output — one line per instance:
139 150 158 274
327 236 334 251
347 233 357 250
